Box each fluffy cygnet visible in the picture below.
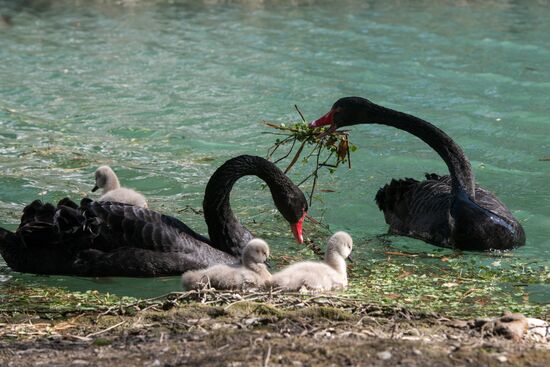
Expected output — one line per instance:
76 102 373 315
93 165 148 208
269 231 353 292
181 238 271 290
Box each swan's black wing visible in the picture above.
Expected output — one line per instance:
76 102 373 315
78 200 213 252
375 175 453 247
375 174 525 250
0 199 237 276
0 199 82 274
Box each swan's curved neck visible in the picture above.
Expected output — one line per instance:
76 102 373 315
325 251 347 277
247 262 271 279
103 173 120 193
361 103 475 197
203 155 291 257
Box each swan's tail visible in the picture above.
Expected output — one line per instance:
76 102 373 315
0 227 17 248
1 198 96 274
0 226 22 271
20 200 56 227
375 177 419 213
16 198 93 249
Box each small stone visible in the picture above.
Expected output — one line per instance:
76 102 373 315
377 351 392 360
448 320 469 329
494 312 528 341
244 317 260 325
72 361 89 366
526 318 550 340
412 348 422 356
496 355 507 363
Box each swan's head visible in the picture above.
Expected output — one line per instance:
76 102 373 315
242 238 270 265
93 165 119 192
327 231 353 259
271 183 308 244
309 97 376 130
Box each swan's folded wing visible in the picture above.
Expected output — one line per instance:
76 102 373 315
375 177 452 244
82 201 213 252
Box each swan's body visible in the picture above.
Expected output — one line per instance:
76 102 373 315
93 165 148 208
311 97 525 251
270 231 352 291
0 155 308 276
181 238 271 290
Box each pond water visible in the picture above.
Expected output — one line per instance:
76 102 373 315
0 0 549 301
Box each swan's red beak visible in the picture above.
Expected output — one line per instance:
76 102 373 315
290 212 306 244
309 109 335 128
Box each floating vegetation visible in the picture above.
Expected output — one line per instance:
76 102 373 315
1 252 548 324
347 254 549 319
264 106 357 204
0 281 138 320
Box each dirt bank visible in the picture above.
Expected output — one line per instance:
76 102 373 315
1 290 549 366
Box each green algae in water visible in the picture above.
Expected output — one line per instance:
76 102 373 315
0 279 138 320
346 256 549 318
1 254 548 321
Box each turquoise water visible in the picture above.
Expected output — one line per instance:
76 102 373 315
0 0 549 299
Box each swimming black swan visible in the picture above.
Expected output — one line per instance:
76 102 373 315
93 165 148 208
310 97 525 251
0 155 308 276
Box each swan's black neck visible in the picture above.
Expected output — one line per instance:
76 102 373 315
357 102 475 197
202 155 295 257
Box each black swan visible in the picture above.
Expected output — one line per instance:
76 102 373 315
0 155 308 276
310 97 525 251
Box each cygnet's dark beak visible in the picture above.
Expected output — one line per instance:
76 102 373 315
264 260 273 269
92 185 99 192
347 255 354 263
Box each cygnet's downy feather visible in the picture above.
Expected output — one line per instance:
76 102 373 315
93 165 147 208
181 238 271 290
270 231 353 292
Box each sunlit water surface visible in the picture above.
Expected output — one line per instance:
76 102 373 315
0 0 549 301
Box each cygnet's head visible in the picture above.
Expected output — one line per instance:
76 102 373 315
93 165 119 192
327 231 353 259
242 238 270 265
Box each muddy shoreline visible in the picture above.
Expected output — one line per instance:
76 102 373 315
1 291 549 366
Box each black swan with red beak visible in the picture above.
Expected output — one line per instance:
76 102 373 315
310 97 525 251
0 155 308 276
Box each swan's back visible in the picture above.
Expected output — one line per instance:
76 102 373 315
181 238 271 290
375 173 525 250
0 198 236 276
